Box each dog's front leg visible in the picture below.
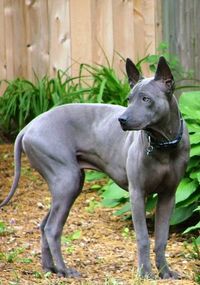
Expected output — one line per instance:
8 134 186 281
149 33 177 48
129 184 152 278
155 192 180 279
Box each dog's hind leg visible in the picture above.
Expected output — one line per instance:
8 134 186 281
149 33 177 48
40 210 57 273
42 166 85 277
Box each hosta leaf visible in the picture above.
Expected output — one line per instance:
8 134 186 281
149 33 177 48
146 194 157 212
190 144 200 157
85 171 107 182
177 190 200 207
170 204 196 225
180 91 200 114
186 157 200 173
187 122 200 133
101 199 121 208
101 183 129 200
183 221 200 234
176 178 198 204
190 132 200 144
194 205 200 212
114 202 131 216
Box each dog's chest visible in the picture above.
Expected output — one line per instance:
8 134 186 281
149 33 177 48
140 153 179 194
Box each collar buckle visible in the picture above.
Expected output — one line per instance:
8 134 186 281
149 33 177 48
146 135 154 156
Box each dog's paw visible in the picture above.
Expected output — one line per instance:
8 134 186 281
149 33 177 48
43 266 57 274
159 270 181 280
138 269 155 280
57 267 81 278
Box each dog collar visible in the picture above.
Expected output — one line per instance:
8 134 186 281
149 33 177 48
146 116 184 156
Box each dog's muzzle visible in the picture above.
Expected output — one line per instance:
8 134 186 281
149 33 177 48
118 116 128 130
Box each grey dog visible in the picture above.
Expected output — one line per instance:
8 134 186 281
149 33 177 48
0 56 190 279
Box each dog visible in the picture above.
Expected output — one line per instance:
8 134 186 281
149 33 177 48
0 56 190 279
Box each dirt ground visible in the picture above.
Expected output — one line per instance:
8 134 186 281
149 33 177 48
0 144 199 285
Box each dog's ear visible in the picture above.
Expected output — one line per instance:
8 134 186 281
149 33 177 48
154 56 175 91
126 58 141 88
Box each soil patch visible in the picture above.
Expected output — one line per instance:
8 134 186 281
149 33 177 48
0 144 198 284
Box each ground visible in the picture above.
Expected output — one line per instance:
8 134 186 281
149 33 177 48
0 144 199 285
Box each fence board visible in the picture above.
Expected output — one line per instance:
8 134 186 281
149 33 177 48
4 0 14 79
70 0 93 75
0 0 157 96
162 0 200 83
49 0 71 77
0 1 6 80
91 0 114 66
25 0 49 81
112 0 135 75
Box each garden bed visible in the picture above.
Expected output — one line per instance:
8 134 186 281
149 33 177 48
0 144 198 285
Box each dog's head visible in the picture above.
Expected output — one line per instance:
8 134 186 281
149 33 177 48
118 56 175 131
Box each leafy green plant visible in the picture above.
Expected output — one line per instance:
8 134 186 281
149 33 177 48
62 230 82 254
1 42 198 142
0 220 14 236
169 91 200 231
0 247 25 263
78 63 130 106
85 198 100 214
101 180 129 209
184 237 200 284
137 42 197 90
0 220 7 235
0 70 88 141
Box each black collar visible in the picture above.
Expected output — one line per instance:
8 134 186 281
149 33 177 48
145 115 184 156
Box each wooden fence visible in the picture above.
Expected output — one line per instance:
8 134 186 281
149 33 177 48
0 0 157 95
161 0 200 83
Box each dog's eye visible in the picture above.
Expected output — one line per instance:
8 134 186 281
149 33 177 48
142 96 151 103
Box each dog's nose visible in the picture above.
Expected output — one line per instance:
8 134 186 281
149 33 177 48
118 117 127 124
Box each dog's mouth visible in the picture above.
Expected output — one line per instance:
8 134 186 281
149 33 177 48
119 121 147 131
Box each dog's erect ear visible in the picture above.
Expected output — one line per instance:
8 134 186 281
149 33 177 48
126 58 141 88
154 56 174 91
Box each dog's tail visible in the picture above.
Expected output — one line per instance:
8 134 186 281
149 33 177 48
0 132 24 208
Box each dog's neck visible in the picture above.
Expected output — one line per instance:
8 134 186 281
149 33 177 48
144 96 183 155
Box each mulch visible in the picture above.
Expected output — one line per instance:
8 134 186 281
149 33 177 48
0 144 199 285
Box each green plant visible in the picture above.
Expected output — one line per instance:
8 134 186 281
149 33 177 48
78 63 130 106
101 180 129 209
85 198 100 213
137 42 197 91
1 42 198 142
0 247 25 263
184 237 200 284
0 220 7 235
169 91 200 232
62 230 82 254
0 70 89 141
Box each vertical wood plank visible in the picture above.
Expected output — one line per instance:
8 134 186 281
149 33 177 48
134 0 156 75
70 0 93 76
91 0 114 66
0 1 6 79
25 0 49 81
155 0 162 47
143 0 156 55
4 0 14 79
0 0 7 95
0 0 159 96
48 0 71 77
134 0 145 61
162 0 200 84
112 0 135 75
12 0 27 78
